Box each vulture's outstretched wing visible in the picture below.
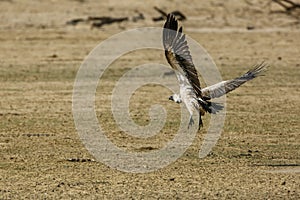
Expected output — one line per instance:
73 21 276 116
163 14 202 98
201 62 267 99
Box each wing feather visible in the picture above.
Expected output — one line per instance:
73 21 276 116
163 14 202 98
201 62 267 99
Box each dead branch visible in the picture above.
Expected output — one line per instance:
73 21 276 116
272 0 300 12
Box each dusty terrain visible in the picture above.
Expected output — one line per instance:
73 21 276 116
0 0 299 199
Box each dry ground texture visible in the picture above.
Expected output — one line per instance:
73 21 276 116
0 0 300 199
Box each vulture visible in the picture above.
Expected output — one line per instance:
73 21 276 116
163 14 267 129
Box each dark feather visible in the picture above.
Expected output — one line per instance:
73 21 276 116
201 62 268 99
163 14 202 98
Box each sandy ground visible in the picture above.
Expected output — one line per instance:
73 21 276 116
0 0 300 199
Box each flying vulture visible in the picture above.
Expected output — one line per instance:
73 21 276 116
163 14 267 129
